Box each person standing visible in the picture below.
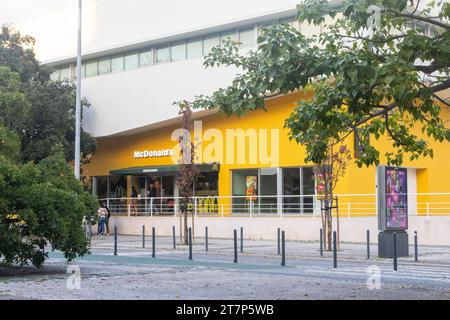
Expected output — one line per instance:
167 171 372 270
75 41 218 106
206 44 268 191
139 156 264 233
97 206 107 236
102 202 111 235
131 186 138 216
147 181 158 214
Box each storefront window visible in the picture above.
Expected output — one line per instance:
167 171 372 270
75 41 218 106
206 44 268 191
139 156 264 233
109 176 127 198
282 167 315 214
260 168 277 213
96 176 108 199
232 169 258 213
282 168 301 213
195 172 218 197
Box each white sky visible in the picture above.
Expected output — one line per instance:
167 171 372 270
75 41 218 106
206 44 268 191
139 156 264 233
0 0 73 24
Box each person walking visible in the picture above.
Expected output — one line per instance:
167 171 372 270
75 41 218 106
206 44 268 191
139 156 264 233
97 206 107 236
147 181 158 214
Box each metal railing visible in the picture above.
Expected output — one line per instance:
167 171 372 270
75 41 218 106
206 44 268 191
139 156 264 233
97 193 450 218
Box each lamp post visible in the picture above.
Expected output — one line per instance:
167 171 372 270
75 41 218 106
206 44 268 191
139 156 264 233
74 0 82 179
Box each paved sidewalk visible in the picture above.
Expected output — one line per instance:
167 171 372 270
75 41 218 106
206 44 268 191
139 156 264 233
0 236 449 300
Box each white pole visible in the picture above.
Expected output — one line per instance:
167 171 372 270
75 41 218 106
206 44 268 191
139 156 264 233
74 0 82 179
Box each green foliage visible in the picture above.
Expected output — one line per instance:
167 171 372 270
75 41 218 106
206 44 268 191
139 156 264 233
0 66 30 134
0 25 96 164
0 137 98 267
0 25 39 82
192 0 450 167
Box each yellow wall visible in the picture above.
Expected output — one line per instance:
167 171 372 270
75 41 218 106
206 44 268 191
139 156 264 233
84 92 450 213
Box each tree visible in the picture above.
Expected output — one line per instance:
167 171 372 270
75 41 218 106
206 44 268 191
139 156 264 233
0 25 96 164
175 101 199 245
192 0 449 168
0 25 39 82
315 143 351 250
0 127 98 268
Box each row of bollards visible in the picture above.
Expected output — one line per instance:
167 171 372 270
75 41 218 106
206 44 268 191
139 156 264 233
114 225 419 271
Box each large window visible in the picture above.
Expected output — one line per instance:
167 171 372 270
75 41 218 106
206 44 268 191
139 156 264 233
60 67 71 80
171 41 186 61
187 38 203 59
203 34 220 55
98 58 111 75
232 169 258 214
156 46 170 64
111 55 124 73
139 49 153 66
282 167 315 214
85 60 98 77
124 53 139 70
239 28 255 47
195 172 218 197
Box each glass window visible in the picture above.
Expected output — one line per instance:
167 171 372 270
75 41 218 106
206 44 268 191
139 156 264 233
156 46 170 63
231 169 258 214
187 38 203 59
283 168 301 214
139 49 153 66
96 176 108 199
239 28 255 47
98 58 111 75
220 30 238 43
203 34 219 55
85 60 98 77
195 172 218 197
260 168 278 214
124 53 139 70
302 167 315 214
60 67 71 80
81 63 86 78
50 69 60 81
111 55 124 73
171 41 186 61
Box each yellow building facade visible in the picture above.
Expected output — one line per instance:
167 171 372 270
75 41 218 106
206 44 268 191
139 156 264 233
84 92 450 217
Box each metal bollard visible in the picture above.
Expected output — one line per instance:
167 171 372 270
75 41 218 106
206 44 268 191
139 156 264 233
319 228 323 256
281 231 285 266
414 231 418 262
114 225 117 256
240 227 243 253
233 229 238 263
277 228 281 255
142 225 145 248
393 232 398 271
205 226 208 252
188 227 193 260
172 225 176 250
333 231 337 268
366 229 370 259
152 227 156 258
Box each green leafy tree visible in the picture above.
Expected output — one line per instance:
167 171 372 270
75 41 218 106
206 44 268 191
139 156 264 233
0 66 30 134
0 25 96 164
0 129 98 267
0 25 39 82
192 0 450 167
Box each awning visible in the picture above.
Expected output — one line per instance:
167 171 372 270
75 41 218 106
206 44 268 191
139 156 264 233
110 163 220 175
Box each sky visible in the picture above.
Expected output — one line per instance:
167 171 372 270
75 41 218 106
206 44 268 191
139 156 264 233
0 0 73 24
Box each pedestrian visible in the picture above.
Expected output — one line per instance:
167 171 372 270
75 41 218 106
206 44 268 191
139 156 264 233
102 202 111 235
131 186 138 216
97 206 107 236
147 181 159 214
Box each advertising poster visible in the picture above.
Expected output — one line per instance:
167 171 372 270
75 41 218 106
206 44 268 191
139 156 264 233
385 167 408 229
245 176 257 201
